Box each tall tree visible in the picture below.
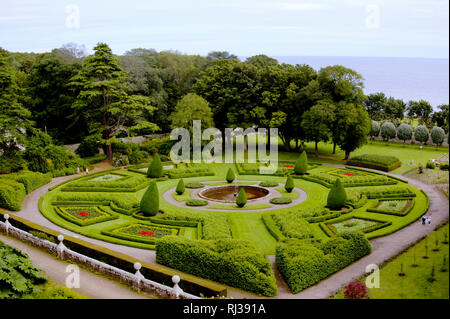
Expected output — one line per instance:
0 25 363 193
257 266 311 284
364 92 387 121
169 93 214 134
432 104 449 132
70 43 158 161
301 100 335 152
407 100 433 125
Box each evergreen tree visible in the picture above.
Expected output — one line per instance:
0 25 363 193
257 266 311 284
226 168 235 183
147 153 163 178
140 181 159 216
236 188 247 207
285 175 294 193
327 179 347 209
294 151 308 175
176 178 185 195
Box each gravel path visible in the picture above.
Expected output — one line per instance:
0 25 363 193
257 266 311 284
3 164 448 299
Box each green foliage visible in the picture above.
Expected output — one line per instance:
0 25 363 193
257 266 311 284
426 161 436 169
439 163 449 170
226 168 235 183
156 237 278 296
165 165 214 179
61 172 149 192
76 135 101 158
270 212 314 239
236 188 247 207
396 123 413 142
186 199 208 206
128 150 149 165
347 154 401 172
0 240 49 299
147 153 163 178
185 182 204 189
175 179 185 195
55 206 118 226
269 197 292 205
327 179 347 209
284 175 294 193
414 125 429 144
1 171 52 194
140 181 159 216
431 126 445 146
370 120 380 138
276 233 371 293
259 181 278 187
169 93 214 134
380 121 396 141
294 151 308 175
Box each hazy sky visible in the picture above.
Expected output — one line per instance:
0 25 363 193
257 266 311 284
1 0 448 58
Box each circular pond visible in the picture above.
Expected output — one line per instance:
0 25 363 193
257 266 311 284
198 185 270 203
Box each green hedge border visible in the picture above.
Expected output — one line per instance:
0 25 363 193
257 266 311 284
101 223 182 245
54 205 118 227
366 198 415 216
320 216 392 237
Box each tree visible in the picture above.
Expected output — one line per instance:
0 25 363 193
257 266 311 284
294 151 308 175
70 43 158 161
431 126 445 146
246 55 278 68
407 100 433 124
380 121 396 141
169 93 214 134
414 125 429 144
206 51 238 61
396 123 413 143
327 179 347 209
140 181 159 216
0 57 32 154
370 120 380 139
301 100 335 152
226 168 235 183
385 97 406 120
334 102 371 160
284 175 294 193
364 93 387 121
147 153 163 178
236 188 247 207
176 178 185 195
432 104 449 132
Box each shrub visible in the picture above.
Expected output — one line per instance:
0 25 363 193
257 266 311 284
380 121 396 141
396 123 413 142
0 179 26 211
270 197 292 205
236 188 247 207
76 135 100 158
426 161 436 169
128 150 149 165
414 125 429 144
156 237 278 296
344 282 368 299
439 163 449 170
294 151 307 175
431 126 445 146
270 212 314 239
347 154 401 172
1 171 52 194
140 181 159 216
186 199 208 206
175 179 185 195
147 154 163 178
185 182 204 189
284 175 294 193
327 179 347 209
259 181 278 187
370 120 380 139
276 233 371 293
226 168 235 183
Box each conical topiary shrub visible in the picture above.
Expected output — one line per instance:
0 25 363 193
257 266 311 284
226 168 235 183
285 175 294 193
140 181 159 216
236 188 247 207
147 153 162 178
294 151 308 175
327 178 347 210
176 178 185 195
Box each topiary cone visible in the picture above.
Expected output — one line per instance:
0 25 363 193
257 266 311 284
226 168 235 183
147 153 163 178
285 175 294 193
236 188 247 207
140 181 159 216
327 178 347 210
176 178 185 195
294 151 308 175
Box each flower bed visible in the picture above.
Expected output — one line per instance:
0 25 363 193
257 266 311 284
321 216 391 236
102 223 180 244
54 206 118 226
301 171 397 188
367 198 415 216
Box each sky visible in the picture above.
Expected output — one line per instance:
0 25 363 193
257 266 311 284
0 0 448 58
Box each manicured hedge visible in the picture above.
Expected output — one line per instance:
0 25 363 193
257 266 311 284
235 162 289 176
270 197 292 205
276 233 372 293
367 198 415 216
259 181 279 187
270 211 314 240
55 193 139 211
321 216 392 236
351 186 416 199
301 172 396 188
60 173 149 192
347 154 401 172
54 206 118 226
156 237 278 296
186 199 208 206
47 168 120 191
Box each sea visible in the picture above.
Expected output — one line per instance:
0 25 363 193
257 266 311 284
273 56 449 109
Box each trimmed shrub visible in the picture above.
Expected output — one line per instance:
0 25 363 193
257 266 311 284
156 237 278 296
128 150 149 165
294 151 307 175
270 197 292 205
344 282 368 299
414 125 429 144
284 175 294 193
370 120 380 139
236 188 247 207
397 123 413 142
431 126 445 146
270 212 314 239
147 154 163 178
0 179 26 211
259 181 278 187
439 163 449 170
276 233 371 293
380 121 396 141
185 182 204 189
347 154 401 172
140 181 159 216
426 161 436 169
226 168 235 183
186 199 208 206
175 179 185 195
76 135 100 158
327 179 347 209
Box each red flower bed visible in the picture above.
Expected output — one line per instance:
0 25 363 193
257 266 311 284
344 173 355 176
139 230 154 237
283 165 294 168
77 212 90 217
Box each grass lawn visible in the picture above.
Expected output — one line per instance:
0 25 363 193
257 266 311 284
333 223 449 299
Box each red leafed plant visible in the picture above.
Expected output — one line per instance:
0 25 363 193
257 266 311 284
77 212 90 217
139 230 154 237
283 165 294 168
344 173 355 176
344 282 368 299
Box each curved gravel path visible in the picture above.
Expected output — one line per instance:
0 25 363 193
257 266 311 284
3 164 448 299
